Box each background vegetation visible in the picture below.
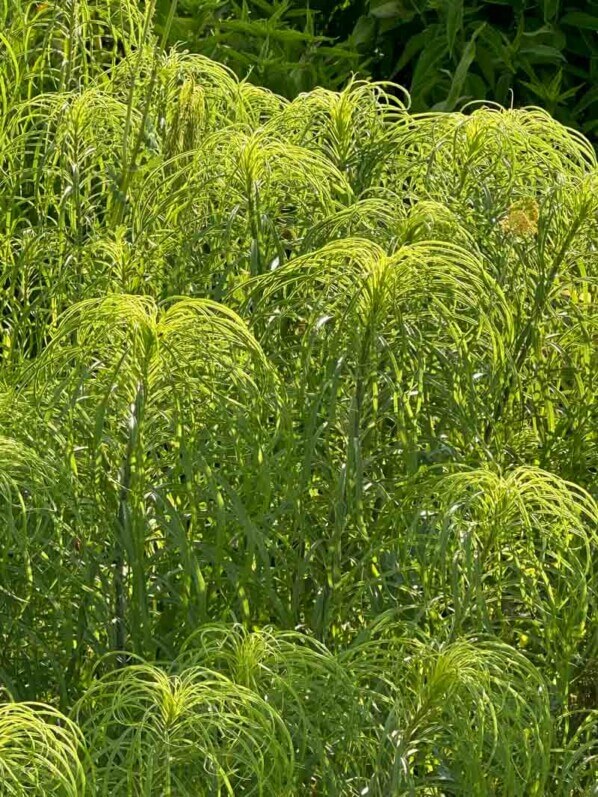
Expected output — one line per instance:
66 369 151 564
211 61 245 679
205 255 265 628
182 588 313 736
158 0 598 135
0 0 597 794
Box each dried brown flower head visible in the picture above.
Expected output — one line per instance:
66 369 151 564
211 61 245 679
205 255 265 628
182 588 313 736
500 198 540 238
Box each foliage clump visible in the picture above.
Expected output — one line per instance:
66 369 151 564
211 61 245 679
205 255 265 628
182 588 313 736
156 0 598 136
0 2 596 795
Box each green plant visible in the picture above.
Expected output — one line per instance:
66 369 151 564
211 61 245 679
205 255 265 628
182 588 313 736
332 0 598 132
73 659 296 795
0 1 597 794
155 0 362 97
0 702 89 795
159 0 598 137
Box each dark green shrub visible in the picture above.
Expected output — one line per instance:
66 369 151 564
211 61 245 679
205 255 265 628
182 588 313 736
158 0 598 136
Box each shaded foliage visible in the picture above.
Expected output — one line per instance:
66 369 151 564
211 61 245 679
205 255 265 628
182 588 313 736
157 0 598 136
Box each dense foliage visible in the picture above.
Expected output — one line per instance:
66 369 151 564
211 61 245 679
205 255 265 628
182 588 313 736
0 0 597 794
160 0 598 135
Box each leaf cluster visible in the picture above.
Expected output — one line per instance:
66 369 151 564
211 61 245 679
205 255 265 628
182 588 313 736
158 0 598 136
0 2 597 794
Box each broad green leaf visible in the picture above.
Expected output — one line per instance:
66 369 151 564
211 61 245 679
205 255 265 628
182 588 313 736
350 15 376 49
543 0 560 21
392 28 429 73
437 23 485 111
519 44 566 62
410 29 447 104
370 0 413 20
446 0 463 56
560 11 598 30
